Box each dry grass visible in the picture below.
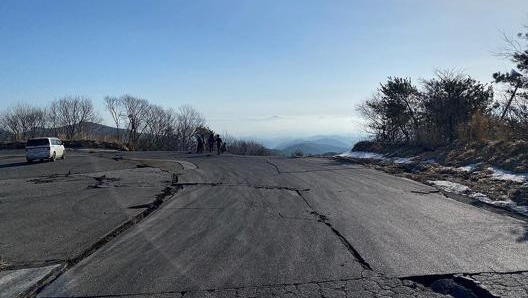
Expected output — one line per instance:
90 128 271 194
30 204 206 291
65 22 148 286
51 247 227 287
0 257 8 269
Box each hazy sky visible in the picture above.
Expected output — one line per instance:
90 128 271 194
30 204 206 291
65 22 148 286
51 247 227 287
0 0 526 138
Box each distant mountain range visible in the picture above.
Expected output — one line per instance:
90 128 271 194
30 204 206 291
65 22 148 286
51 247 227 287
270 136 356 156
255 134 361 150
279 142 349 156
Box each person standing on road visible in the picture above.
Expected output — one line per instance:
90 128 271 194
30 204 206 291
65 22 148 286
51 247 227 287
215 134 222 155
195 134 204 154
207 134 215 153
200 134 205 153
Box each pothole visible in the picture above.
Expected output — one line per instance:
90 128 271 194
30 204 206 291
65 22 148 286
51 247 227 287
406 274 498 298
87 175 121 189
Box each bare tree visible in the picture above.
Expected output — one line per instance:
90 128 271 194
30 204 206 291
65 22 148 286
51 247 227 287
104 96 123 142
175 105 205 151
49 96 99 139
0 108 23 141
143 104 174 150
120 95 150 150
0 104 47 141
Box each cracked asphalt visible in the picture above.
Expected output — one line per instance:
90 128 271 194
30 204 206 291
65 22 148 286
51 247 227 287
1 150 527 298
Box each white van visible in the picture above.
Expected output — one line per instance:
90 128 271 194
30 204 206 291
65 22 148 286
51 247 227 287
25 137 65 163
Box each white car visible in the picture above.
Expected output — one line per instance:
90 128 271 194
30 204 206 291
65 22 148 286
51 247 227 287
25 137 66 163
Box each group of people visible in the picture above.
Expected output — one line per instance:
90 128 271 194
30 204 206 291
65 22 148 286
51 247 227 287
195 133 226 155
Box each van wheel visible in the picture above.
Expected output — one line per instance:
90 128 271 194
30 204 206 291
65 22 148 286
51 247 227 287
61 153 65 160
50 152 56 162
26 158 33 163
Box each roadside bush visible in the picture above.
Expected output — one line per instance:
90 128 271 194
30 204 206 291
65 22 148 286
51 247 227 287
456 111 493 144
291 149 304 158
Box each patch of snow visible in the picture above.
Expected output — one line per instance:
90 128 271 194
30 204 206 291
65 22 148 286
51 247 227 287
337 151 415 164
393 157 414 164
487 167 528 183
470 192 493 204
337 151 386 160
430 182 528 216
457 163 479 173
428 180 471 194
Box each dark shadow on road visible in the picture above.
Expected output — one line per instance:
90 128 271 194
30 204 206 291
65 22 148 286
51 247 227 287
512 226 528 243
128 203 151 209
0 161 32 168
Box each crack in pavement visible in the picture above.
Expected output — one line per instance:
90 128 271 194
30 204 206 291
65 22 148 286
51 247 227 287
23 185 183 298
279 167 362 174
173 182 310 192
24 177 526 298
295 190 373 271
410 189 441 195
265 159 362 175
35 274 447 298
265 159 282 175
173 181 374 271
0 260 64 271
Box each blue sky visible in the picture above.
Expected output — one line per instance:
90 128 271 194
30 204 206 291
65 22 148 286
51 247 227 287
0 0 526 138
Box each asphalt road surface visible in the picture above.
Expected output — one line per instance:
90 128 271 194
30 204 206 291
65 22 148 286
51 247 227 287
1 150 527 298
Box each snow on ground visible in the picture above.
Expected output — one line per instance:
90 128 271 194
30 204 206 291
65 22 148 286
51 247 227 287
393 157 414 164
337 151 414 164
428 180 471 194
338 151 386 160
430 180 528 216
487 167 528 183
457 163 479 172
469 192 493 204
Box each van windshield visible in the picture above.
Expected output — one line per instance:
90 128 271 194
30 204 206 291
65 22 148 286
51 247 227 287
26 139 49 147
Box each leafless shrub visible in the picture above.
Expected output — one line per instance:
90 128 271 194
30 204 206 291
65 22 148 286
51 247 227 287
222 132 272 156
